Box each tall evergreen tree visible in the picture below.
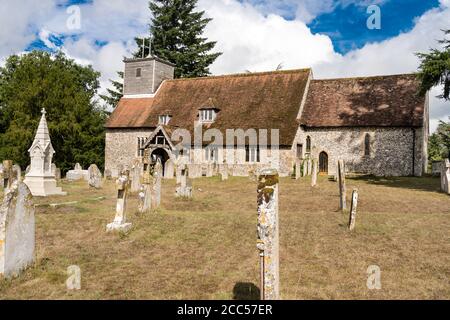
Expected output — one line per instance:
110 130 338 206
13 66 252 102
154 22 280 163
136 0 221 78
99 71 124 108
0 51 107 173
101 0 221 108
417 29 450 101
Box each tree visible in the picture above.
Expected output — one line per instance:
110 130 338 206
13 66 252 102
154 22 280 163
417 29 450 100
101 0 222 107
99 71 123 108
428 119 450 162
0 51 107 173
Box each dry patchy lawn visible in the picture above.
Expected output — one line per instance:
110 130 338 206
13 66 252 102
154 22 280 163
0 175 449 300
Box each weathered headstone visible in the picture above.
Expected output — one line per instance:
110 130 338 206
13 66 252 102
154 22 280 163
66 163 89 182
152 159 163 209
348 189 359 231
307 159 312 176
164 159 175 179
256 169 280 300
302 160 308 177
104 169 112 180
138 166 153 214
176 165 193 198
220 164 229 181
338 160 347 211
311 160 318 187
295 159 301 180
130 162 142 193
440 159 450 195
0 181 35 278
106 170 132 232
88 164 102 189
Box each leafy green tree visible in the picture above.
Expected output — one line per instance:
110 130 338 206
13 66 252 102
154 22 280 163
428 119 450 162
417 29 450 100
0 51 107 173
101 0 222 107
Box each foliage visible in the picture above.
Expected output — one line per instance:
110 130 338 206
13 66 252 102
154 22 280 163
428 119 450 161
417 29 450 100
0 51 107 173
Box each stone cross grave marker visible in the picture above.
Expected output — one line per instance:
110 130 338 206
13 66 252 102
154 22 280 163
106 170 132 232
256 169 280 300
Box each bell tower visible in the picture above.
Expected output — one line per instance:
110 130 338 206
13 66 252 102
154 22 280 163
123 55 175 96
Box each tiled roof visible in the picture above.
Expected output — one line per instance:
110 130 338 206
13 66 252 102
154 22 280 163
300 74 426 128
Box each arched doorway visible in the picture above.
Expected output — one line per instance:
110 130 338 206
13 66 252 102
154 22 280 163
319 152 328 174
150 148 170 176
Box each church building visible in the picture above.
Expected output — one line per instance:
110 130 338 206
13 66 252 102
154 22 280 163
105 55 429 178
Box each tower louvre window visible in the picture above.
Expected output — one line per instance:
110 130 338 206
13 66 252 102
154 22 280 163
158 115 171 125
136 68 142 77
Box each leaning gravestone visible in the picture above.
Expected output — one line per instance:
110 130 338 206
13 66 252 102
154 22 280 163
0 181 35 278
220 164 229 181
88 164 102 189
106 170 132 232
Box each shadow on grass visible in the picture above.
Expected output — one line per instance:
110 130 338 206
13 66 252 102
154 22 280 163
347 175 442 193
232 282 260 300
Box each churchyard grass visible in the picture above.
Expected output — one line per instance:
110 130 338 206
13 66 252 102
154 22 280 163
0 176 448 299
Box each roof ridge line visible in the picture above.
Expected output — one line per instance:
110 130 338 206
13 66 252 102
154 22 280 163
166 68 312 82
313 73 418 82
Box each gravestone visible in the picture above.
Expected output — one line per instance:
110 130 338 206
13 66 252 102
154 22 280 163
130 161 142 193
152 159 163 209
138 166 153 214
0 181 35 278
66 163 89 182
220 164 229 181
348 189 359 231
164 159 174 179
311 160 318 187
88 164 102 189
295 159 301 180
301 159 307 177
338 160 347 211
104 169 112 180
307 159 312 176
441 159 450 195
175 165 193 198
106 170 132 232
206 164 214 177
256 169 280 300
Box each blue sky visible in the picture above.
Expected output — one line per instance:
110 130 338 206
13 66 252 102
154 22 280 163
1 0 449 131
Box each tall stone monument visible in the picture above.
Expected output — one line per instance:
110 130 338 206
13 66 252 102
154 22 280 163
23 109 66 196
107 170 132 232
